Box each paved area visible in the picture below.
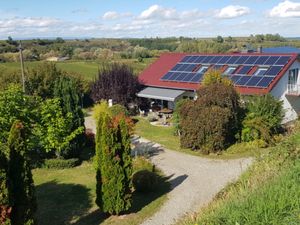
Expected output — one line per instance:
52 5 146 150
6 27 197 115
85 116 253 225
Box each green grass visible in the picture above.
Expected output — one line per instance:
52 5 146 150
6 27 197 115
0 58 155 81
177 127 300 225
134 117 263 159
33 159 169 225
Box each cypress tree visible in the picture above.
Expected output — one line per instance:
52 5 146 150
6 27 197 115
7 121 37 225
53 76 85 157
95 112 132 215
0 145 11 225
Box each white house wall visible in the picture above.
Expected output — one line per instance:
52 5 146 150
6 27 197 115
270 60 300 123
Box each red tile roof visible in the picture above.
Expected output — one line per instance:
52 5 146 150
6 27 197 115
138 52 298 95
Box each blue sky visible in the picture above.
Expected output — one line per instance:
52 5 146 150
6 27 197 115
0 0 300 39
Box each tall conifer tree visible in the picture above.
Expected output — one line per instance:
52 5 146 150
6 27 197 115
95 110 132 215
7 121 36 225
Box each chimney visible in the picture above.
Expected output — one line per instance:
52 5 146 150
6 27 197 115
257 46 262 53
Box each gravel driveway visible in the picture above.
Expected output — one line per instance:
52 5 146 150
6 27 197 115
85 116 253 225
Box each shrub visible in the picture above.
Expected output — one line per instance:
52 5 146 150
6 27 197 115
110 104 129 117
43 158 81 169
202 69 232 87
132 170 158 193
133 157 154 174
241 94 284 144
180 82 242 153
173 98 191 136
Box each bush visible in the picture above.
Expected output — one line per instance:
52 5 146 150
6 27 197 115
180 82 242 153
241 94 283 144
132 170 158 193
110 104 129 117
43 158 81 169
133 157 154 173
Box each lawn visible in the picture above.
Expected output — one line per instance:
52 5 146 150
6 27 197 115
33 160 169 225
134 117 263 159
0 58 155 81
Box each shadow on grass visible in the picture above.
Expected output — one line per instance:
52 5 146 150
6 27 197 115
74 174 187 225
36 180 104 225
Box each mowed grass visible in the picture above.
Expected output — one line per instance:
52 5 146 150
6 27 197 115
134 117 262 159
33 160 169 225
0 58 155 81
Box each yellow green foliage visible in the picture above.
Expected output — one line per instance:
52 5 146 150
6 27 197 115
202 69 232 87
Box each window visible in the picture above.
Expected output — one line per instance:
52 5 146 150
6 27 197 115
253 68 268 76
223 66 237 75
196 66 209 74
288 68 299 85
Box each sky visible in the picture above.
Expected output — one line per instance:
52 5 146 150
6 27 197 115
0 0 300 39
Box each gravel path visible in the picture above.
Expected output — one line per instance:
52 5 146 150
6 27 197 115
85 116 253 225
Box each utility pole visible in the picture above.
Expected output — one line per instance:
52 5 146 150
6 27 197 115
19 41 25 92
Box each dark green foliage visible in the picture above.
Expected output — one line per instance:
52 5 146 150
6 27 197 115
43 158 80 169
180 83 242 152
173 98 191 136
242 94 284 144
7 121 37 225
25 63 61 98
95 111 133 215
110 104 129 117
132 170 158 193
0 144 11 225
53 76 85 158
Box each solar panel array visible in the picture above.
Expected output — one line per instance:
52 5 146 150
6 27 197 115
160 55 292 88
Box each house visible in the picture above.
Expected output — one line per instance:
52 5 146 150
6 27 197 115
46 56 70 62
137 52 300 123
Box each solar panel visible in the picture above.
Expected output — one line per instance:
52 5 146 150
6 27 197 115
255 56 269 65
237 66 252 75
265 66 283 76
188 56 198 63
244 56 259 65
181 56 191 63
169 72 181 81
235 56 249 64
257 77 274 88
236 76 251 86
161 72 174 80
202 56 214 64
230 75 242 83
175 72 188 81
185 64 197 72
218 56 231 64
210 56 221 64
190 73 204 83
264 56 280 65
182 73 196 82
246 76 263 86
275 56 291 65
227 56 240 64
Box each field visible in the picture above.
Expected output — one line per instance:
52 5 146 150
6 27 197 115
0 58 155 81
33 159 169 225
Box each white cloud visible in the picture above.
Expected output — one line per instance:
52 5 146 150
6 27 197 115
216 5 250 19
0 17 60 28
138 5 178 20
269 0 300 17
102 11 132 20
